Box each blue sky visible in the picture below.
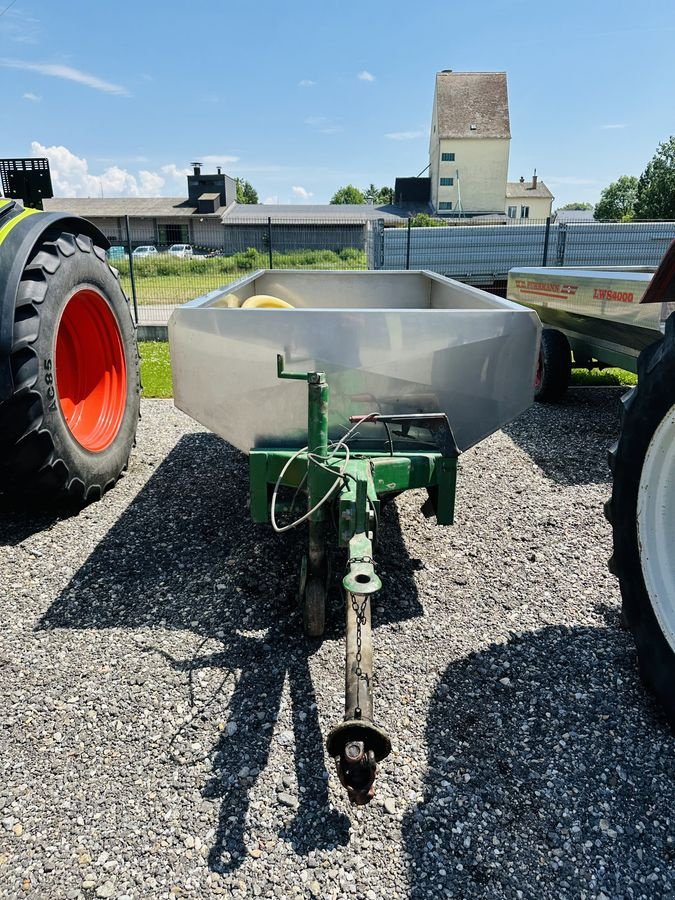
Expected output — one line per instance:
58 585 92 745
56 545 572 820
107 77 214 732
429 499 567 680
2 0 674 208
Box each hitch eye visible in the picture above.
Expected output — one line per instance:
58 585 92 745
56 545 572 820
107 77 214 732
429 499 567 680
355 573 371 585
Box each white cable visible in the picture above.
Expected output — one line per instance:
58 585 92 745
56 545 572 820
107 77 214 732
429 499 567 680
270 439 350 533
269 413 378 534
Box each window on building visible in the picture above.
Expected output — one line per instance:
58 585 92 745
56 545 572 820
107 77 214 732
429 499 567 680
507 206 517 219
159 223 190 245
441 152 455 162
520 206 530 219
439 201 453 210
440 177 454 186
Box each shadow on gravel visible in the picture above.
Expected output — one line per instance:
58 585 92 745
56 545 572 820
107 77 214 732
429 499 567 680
503 387 623 486
404 623 675 899
0 496 80 547
37 432 423 872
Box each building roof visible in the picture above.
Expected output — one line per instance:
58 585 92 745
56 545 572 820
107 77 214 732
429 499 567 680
42 197 224 217
41 197 409 224
222 203 406 224
506 180 554 199
434 71 510 139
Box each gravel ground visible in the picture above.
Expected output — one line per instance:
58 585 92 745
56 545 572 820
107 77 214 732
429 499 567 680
1 388 674 900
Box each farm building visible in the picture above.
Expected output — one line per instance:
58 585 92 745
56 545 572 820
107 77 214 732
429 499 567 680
42 165 411 254
424 70 553 219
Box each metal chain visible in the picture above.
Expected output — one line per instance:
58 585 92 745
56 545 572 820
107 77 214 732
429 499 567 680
350 590 369 718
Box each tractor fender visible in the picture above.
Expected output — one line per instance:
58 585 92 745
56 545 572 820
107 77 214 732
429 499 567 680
0 204 110 401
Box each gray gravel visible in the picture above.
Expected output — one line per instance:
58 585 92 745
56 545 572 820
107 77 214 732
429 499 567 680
1 388 674 900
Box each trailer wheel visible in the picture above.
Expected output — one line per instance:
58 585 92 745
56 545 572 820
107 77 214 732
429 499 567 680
608 316 675 725
0 232 140 503
303 577 326 638
534 328 571 403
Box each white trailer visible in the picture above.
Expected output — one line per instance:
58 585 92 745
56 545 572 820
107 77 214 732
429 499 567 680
506 264 675 400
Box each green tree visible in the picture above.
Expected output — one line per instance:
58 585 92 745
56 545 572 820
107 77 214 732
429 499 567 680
557 202 594 210
364 183 379 203
635 136 675 219
330 184 366 204
377 185 394 205
235 178 258 204
363 184 394 205
594 176 638 221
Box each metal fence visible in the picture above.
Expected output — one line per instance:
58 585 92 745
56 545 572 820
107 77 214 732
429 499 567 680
116 216 375 325
115 215 675 326
382 218 675 281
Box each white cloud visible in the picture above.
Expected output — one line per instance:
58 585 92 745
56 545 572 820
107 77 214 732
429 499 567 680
160 163 192 181
384 130 424 140
22 92 41 102
304 116 328 126
298 79 316 87
601 123 627 129
138 170 165 194
357 70 375 82
1 59 128 95
292 185 313 199
263 195 279 204
31 141 170 197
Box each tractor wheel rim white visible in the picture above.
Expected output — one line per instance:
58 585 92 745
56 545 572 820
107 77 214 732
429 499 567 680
637 402 675 653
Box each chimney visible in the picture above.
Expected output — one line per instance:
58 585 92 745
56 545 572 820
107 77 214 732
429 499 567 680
519 176 525 183
217 167 221 174
191 161 202 176
532 169 538 189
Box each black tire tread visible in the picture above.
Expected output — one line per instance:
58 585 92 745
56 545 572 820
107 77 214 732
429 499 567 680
0 232 139 503
535 328 571 403
607 314 675 726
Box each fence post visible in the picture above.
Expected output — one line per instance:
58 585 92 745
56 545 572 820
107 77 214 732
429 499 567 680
556 222 567 267
542 216 551 266
267 216 273 269
406 216 412 270
124 214 139 325
373 219 385 270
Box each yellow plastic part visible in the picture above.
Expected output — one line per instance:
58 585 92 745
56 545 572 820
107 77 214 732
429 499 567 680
211 293 242 308
241 294 294 309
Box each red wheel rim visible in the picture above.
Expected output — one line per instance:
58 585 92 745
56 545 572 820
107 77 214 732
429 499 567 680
55 288 127 452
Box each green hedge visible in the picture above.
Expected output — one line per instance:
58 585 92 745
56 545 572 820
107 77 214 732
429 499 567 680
114 247 366 279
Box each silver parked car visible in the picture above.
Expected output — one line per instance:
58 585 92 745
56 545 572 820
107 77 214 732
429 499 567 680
167 243 193 258
132 245 158 258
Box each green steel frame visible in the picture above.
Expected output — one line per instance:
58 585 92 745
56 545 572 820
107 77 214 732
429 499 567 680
248 355 459 803
250 355 458 572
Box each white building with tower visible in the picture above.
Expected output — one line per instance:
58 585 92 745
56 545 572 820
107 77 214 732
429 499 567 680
428 70 553 218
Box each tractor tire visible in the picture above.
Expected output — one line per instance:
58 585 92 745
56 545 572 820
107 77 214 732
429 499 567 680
534 328 571 403
0 231 140 504
608 314 675 726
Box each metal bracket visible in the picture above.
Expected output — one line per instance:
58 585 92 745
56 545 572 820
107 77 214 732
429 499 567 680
348 412 460 458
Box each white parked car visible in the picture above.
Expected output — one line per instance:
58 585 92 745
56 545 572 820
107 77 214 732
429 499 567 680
132 245 158 258
167 244 193 258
